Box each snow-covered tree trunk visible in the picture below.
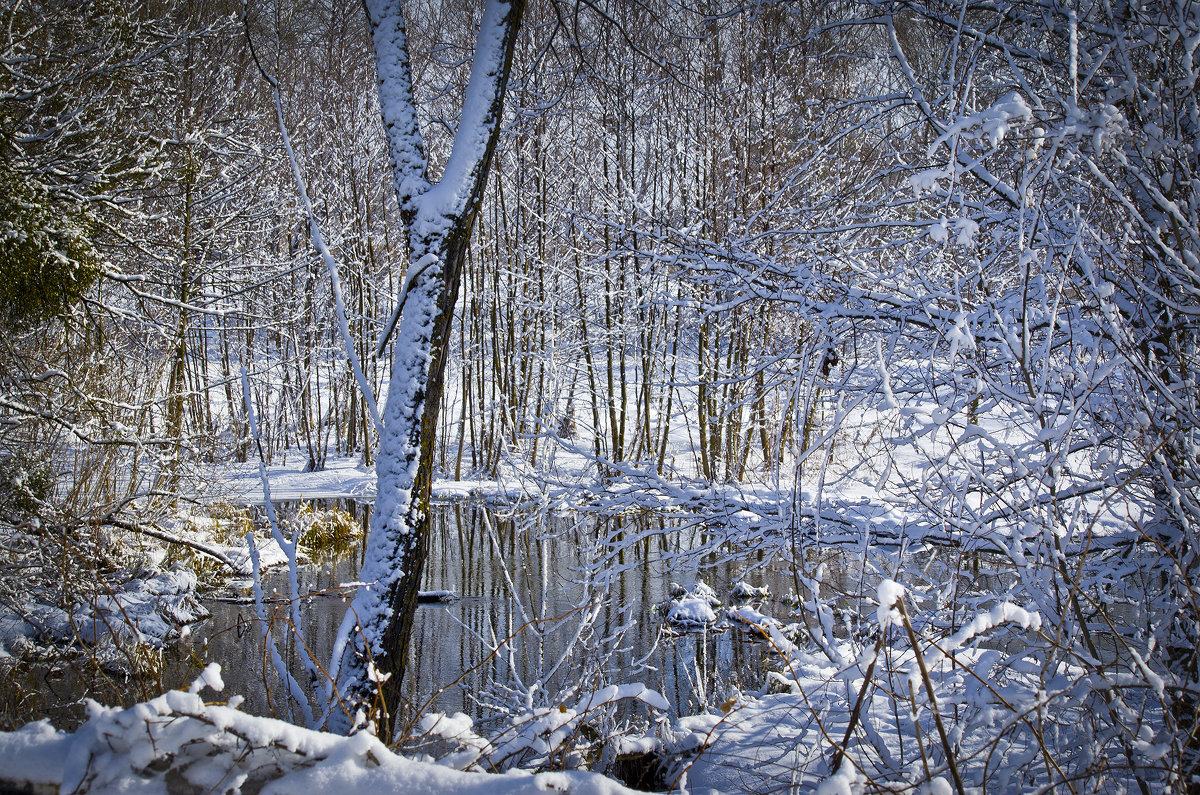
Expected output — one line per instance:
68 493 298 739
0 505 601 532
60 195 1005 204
329 0 524 738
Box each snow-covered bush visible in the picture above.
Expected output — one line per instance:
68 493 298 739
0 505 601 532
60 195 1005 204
663 581 721 630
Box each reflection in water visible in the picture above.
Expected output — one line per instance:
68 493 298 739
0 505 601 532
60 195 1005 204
196 501 822 731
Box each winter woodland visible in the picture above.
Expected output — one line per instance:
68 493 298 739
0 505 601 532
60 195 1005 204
0 0 1198 792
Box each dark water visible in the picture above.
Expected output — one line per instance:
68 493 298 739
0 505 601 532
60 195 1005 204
193 501 833 732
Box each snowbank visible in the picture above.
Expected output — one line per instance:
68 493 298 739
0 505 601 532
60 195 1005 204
0 664 642 794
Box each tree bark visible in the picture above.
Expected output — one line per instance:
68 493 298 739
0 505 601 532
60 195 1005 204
329 0 524 740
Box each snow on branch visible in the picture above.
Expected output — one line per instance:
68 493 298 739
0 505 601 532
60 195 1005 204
243 5 382 435
364 0 431 224
926 92 1033 156
240 367 327 728
421 0 523 223
907 601 1043 696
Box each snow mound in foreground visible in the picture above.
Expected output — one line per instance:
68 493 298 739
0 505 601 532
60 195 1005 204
0 664 641 794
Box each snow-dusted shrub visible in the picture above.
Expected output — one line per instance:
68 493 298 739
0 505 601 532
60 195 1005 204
295 502 363 556
0 451 54 520
416 684 668 776
200 500 255 545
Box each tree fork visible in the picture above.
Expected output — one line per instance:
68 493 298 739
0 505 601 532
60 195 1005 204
331 0 525 740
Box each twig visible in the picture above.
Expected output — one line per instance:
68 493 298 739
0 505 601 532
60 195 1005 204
897 597 966 795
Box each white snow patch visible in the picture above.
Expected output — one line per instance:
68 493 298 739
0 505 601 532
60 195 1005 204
667 597 718 627
876 580 905 628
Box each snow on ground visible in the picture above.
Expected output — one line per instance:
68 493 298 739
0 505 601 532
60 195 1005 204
0 665 640 794
199 359 1148 554
662 621 1072 793
208 456 541 505
74 567 210 646
211 456 377 504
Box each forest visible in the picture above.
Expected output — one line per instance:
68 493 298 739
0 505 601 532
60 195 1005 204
0 0 1197 792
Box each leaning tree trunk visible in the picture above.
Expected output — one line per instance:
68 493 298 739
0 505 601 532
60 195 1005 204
328 0 524 740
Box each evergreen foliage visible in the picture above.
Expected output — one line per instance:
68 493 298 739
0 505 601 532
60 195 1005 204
0 161 100 324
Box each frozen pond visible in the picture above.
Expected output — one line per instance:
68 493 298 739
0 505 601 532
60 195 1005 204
195 500 850 734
